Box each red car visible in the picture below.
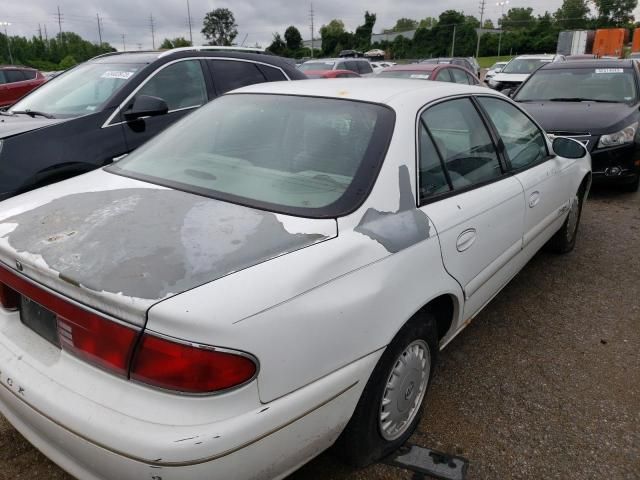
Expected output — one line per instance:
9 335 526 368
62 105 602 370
303 69 361 79
0 66 47 108
378 63 481 85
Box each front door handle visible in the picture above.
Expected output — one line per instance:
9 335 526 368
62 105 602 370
529 191 541 208
456 228 477 252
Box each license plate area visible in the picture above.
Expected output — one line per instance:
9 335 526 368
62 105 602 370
20 295 60 347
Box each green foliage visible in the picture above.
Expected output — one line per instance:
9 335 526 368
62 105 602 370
500 7 536 30
418 17 438 29
58 55 77 69
391 18 418 32
483 19 495 29
354 12 377 51
159 37 192 49
268 33 287 56
554 0 590 29
320 19 346 55
0 31 114 69
284 26 303 50
593 0 637 26
201 8 238 46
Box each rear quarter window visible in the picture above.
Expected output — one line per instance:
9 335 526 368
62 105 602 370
258 65 288 82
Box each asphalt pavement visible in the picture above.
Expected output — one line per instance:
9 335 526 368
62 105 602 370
1 185 638 480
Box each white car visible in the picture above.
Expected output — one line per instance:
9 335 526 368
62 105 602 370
484 61 508 81
298 57 375 77
489 54 565 91
0 79 591 480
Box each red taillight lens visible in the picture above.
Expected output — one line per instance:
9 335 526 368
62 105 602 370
130 334 257 393
0 264 139 376
0 282 19 310
58 314 138 376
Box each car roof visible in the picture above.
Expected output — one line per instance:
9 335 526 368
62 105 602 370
0 65 37 70
302 58 368 63
540 59 634 69
383 64 437 72
231 78 494 107
513 54 558 59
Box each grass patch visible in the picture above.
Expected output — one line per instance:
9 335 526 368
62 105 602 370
478 56 514 68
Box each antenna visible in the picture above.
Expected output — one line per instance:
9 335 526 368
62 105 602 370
149 14 156 49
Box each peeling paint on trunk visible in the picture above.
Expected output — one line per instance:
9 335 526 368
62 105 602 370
355 165 431 253
0 189 332 301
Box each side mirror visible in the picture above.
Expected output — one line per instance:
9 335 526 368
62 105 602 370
124 95 169 121
552 136 587 159
500 87 514 97
494 68 502 73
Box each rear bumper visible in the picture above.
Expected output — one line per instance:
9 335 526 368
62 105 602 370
0 308 378 480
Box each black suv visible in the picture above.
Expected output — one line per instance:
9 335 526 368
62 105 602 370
0 48 305 201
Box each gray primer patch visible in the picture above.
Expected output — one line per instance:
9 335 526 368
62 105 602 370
354 165 430 253
2 189 328 300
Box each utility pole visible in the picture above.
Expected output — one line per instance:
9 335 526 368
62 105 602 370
37 24 43 41
96 13 103 46
451 24 457 56
121 33 126 51
44 24 49 43
497 1 509 58
309 3 315 58
186 0 193 45
0 22 13 64
149 14 156 49
475 0 486 58
55 6 63 37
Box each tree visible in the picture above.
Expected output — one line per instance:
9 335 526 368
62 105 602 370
554 0 590 29
429 10 477 57
284 26 302 50
354 11 377 50
465 15 480 28
500 7 537 30
159 37 192 49
320 19 346 55
59 55 77 69
418 17 438 29
593 0 637 25
483 19 495 29
268 33 287 55
202 8 238 46
392 18 418 32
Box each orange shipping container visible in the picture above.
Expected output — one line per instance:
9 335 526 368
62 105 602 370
593 28 627 58
633 27 640 52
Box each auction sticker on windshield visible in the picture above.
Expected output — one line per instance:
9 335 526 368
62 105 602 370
101 71 135 79
595 68 624 74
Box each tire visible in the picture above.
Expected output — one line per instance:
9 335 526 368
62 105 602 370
547 188 584 254
334 313 439 467
621 175 639 192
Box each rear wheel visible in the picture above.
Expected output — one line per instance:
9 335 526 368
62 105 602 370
335 314 438 467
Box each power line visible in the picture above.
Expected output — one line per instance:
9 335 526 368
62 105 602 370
149 13 155 49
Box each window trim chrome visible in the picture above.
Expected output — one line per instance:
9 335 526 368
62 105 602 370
101 57 292 129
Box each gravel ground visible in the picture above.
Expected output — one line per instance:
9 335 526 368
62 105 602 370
1 186 638 480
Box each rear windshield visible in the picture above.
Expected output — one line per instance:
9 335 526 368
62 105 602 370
299 61 335 71
502 58 552 74
515 68 637 103
109 94 395 218
378 70 430 80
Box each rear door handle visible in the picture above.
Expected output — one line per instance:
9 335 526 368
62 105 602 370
529 191 541 208
456 228 477 252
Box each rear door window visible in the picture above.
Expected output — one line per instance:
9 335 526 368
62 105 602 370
210 60 266 95
435 69 453 82
258 65 287 82
0 71 6 84
358 62 373 74
138 60 207 110
21 70 37 80
422 98 503 190
5 70 25 83
344 61 359 73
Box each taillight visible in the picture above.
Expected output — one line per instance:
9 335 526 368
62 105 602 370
130 334 257 393
0 282 19 310
58 314 138 376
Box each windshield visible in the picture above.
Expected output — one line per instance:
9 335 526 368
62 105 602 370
490 62 506 70
378 70 430 79
515 68 637 103
299 61 335 72
10 62 143 118
502 58 551 74
109 94 394 217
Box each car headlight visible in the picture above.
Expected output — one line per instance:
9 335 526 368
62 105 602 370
597 122 638 148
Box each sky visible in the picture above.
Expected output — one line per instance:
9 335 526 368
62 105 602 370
2 0 639 51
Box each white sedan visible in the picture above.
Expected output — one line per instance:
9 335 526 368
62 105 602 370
0 79 591 479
